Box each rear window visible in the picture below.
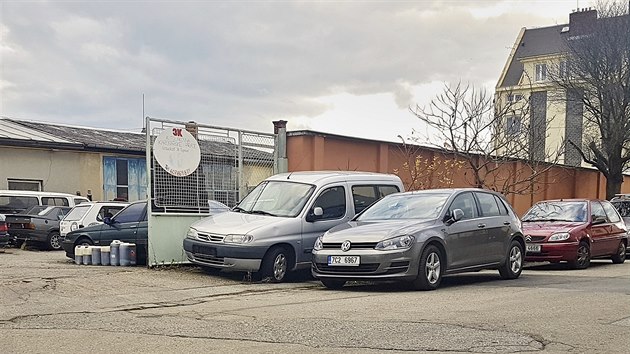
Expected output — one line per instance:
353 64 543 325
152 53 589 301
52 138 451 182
0 196 39 212
64 205 91 221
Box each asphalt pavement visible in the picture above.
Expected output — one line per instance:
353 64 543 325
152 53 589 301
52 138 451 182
1 248 629 353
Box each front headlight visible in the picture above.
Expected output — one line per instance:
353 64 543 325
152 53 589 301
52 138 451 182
548 232 571 242
224 234 254 244
70 222 79 231
313 236 323 251
186 228 198 239
375 235 415 250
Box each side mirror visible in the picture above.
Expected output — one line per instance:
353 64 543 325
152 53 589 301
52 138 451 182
592 215 607 225
103 216 113 225
445 209 464 225
306 207 324 222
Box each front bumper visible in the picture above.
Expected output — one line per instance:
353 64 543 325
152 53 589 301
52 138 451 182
311 248 418 281
183 238 268 272
524 241 579 262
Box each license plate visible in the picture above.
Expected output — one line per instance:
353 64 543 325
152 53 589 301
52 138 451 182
328 255 360 266
526 244 541 252
192 245 217 256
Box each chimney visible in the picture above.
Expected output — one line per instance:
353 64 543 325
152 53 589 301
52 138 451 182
569 8 597 35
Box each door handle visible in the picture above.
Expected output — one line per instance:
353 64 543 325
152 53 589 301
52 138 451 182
477 223 486 228
503 221 511 226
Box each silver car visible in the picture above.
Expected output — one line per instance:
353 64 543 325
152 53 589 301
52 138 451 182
312 188 525 290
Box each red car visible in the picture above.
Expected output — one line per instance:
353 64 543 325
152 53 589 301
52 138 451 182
522 199 627 269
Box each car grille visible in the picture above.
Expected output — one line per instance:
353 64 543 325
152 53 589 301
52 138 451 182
321 242 378 250
197 232 225 242
186 251 225 266
385 261 410 274
314 263 379 274
527 235 547 242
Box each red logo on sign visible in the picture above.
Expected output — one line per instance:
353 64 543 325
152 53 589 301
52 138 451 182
172 128 183 137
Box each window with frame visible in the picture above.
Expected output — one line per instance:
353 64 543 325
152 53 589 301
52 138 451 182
113 203 146 223
313 186 346 220
590 202 607 221
448 192 478 220
351 184 401 214
559 60 568 79
7 179 42 191
475 192 501 217
535 63 547 81
505 115 521 136
42 197 70 207
494 195 509 215
601 201 621 223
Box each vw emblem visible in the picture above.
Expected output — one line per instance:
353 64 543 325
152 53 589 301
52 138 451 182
341 240 352 252
525 235 532 243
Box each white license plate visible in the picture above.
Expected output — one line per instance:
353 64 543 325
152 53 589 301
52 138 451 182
526 244 541 252
328 255 360 266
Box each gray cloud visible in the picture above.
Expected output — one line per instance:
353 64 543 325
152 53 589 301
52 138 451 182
1 1 574 135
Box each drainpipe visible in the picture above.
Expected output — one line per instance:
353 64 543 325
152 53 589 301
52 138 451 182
273 120 288 174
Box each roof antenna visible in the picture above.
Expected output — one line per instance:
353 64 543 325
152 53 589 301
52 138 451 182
286 172 293 180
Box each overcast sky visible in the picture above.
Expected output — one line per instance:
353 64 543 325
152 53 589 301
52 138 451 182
1 0 592 142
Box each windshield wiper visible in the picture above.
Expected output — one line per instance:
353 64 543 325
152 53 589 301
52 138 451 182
249 210 278 217
523 218 575 222
232 206 249 213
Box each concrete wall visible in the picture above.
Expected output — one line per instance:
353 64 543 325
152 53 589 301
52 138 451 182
0 146 143 201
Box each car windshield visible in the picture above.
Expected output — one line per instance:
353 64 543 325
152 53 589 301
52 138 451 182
64 205 91 221
611 201 630 217
522 201 587 222
235 181 315 217
357 193 450 221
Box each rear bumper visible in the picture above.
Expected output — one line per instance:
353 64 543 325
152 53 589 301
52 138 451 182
525 241 579 262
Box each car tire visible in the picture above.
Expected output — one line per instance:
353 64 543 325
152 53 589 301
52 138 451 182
569 241 590 269
321 279 346 289
410 244 442 291
261 246 290 283
499 240 524 279
47 231 62 251
611 240 626 264
76 237 94 247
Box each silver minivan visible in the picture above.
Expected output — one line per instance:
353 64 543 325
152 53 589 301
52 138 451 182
183 171 404 282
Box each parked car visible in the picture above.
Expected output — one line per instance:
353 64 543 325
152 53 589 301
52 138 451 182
610 194 630 255
0 190 89 215
311 188 525 290
62 201 149 264
522 199 627 269
60 201 129 237
0 214 8 247
6 206 72 250
184 171 404 282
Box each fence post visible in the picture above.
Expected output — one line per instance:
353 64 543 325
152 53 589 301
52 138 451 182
238 130 245 201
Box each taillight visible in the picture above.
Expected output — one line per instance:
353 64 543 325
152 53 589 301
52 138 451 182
0 224 7 232
27 223 36 230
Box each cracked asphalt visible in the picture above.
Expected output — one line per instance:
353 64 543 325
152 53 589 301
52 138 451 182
1 249 629 353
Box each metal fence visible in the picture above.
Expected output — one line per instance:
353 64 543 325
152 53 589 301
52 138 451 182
146 117 276 213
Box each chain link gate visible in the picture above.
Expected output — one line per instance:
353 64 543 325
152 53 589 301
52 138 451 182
144 117 277 265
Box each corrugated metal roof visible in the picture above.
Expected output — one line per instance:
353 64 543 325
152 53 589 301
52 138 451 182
0 119 77 144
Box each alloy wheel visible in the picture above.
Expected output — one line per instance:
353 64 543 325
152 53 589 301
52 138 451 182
425 252 441 284
509 246 522 273
50 234 61 250
576 244 590 266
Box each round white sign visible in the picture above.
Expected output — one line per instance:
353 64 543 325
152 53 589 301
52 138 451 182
153 127 201 177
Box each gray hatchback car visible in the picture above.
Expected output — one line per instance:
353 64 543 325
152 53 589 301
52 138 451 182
312 188 525 290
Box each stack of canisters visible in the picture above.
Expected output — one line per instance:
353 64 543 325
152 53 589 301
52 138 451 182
74 240 136 266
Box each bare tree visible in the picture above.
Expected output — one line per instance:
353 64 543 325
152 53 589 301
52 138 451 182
408 82 563 196
550 1 630 199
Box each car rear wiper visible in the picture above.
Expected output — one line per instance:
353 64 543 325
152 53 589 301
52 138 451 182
249 210 277 217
